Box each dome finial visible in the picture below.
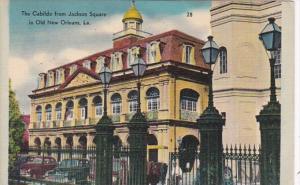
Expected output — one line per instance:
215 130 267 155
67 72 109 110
131 0 135 6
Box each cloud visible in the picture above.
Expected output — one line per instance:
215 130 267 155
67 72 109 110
9 48 92 113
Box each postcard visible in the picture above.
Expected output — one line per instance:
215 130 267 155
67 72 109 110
2 0 298 185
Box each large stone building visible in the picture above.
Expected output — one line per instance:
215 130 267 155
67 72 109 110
28 3 210 163
211 0 282 145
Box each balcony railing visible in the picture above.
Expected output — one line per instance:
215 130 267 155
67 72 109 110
125 113 135 121
180 110 199 122
145 111 158 121
32 122 39 129
75 119 88 126
111 115 120 123
45 121 51 128
113 28 152 39
89 117 100 125
63 120 72 127
52 120 61 128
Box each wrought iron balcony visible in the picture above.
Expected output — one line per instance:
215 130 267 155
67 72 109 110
52 120 61 128
32 122 39 129
89 117 100 125
63 120 72 127
45 121 51 128
145 111 158 121
75 119 85 126
180 110 199 122
111 115 120 123
125 113 135 121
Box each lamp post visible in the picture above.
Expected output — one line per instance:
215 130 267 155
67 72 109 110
96 64 115 185
197 36 225 185
256 17 281 185
128 55 148 185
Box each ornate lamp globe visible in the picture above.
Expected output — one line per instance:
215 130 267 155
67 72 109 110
99 65 112 85
201 36 220 65
132 57 146 77
259 17 281 51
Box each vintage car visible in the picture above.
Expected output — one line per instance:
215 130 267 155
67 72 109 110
89 157 128 185
45 158 90 184
20 156 57 179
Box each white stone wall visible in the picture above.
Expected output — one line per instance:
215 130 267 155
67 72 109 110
211 0 282 145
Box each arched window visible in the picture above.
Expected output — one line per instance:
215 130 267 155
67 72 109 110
45 104 52 121
36 105 42 122
146 87 160 111
55 103 62 120
79 98 88 120
219 47 227 74
128 90 138 113
65 100 74 121
180 89 199 112
111 93 122 115
93 96 103 117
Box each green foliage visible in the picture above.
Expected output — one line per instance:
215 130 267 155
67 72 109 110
8 79 25 169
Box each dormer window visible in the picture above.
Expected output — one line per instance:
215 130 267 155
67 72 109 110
128 47 139 67
55 70 61 85
147 41 161 63
83 60 91 69
111 52 122 71
38 73 46 89
70 64 77 74
46 72 54 87
96 56 105 73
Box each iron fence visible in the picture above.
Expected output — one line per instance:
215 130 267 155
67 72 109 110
10 144 260 185
167 145 260 185
9 146 131 185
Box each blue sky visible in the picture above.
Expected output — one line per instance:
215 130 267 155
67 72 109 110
9 0 211 114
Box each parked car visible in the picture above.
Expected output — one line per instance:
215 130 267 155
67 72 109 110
45 158 90 184
89 157 128 185
9 154 32 178
20 156 57 179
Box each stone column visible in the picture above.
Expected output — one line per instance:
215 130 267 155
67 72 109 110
256 101 280 185
73 97 79 126
128 112 148 185
87 95 93 125
197 106 224 185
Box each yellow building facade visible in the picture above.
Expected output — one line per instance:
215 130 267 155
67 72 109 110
29 3 210 163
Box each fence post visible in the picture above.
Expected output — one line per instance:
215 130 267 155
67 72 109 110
95 115 115 185
128 112 148 185
256 101 280 185
197 106 225 185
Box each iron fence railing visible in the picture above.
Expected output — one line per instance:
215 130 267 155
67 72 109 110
10 144 260 185
167 145 260 185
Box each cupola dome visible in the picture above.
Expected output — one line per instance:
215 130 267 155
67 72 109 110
122 3 143 23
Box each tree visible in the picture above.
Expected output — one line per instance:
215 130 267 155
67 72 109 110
9 79 25 172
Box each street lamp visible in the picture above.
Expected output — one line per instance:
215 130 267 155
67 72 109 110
201 35 220 108
197 35 224 185
259 17 281 102
96 63 114 185
131 55 146 113
99 64 112 117
256 17 281 185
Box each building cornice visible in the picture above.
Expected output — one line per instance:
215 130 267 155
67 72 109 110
29 119 199 134
29 60 210 99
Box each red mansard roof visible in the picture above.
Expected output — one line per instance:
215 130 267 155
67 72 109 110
49 29 207 72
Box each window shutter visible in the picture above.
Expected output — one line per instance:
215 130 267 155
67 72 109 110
182 45 186 63
155 42 161 62
190 47 195 65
